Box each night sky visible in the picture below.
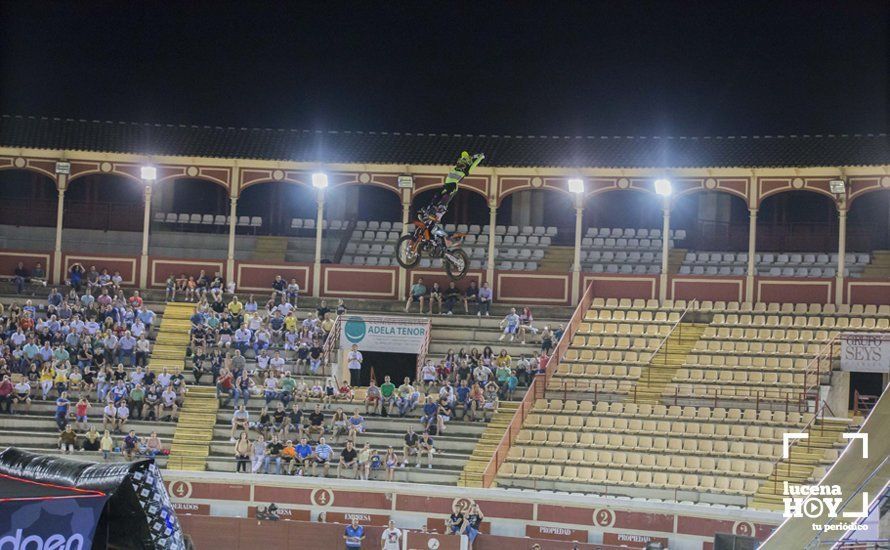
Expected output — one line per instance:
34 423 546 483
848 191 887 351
1 1 887 136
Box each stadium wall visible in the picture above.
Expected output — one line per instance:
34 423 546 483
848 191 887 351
10 246 890 305
162 471 780 550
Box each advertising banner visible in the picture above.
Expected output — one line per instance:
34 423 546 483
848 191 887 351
340 315 429 354
0 494 108 549
840 333 890 373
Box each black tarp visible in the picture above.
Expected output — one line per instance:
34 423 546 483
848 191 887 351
0 448 185 550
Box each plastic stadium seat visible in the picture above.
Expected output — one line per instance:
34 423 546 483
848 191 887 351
213 215 226 226
469 224 481 234
237 216 250 226
250 216 262 228
393 222 403 232
165 213 178 223
331 219 344 230
187 214 200 224
153 212 166 223
304 219 315 230
496 225 507 235
178 213 190 224
201 214 214 225
367 220 380 231
546 226 557 236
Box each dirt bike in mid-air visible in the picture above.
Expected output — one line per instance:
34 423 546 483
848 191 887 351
396 217 470 281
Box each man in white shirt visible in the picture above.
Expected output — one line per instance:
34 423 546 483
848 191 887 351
380 520 403 550
347 345 363 387
270 351 286 374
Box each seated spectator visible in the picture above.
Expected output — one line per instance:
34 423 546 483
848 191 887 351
123 429 140 460
294 436 314 475
74 396 91 431
165 274 177 302
311 437 334 477
365 381 381 415
160 386 179 421
539 325 554 354
337 440 358 479
337 380 354 402
250 435 266 474
254 406 273 439
231 405 250 440
395 377 419 417
357 442 373 481
306 404 325 440
12 378 31 414
264 435 283 475
517 306 537 344
443 281 460 315
59 424 78 454
145 431 163 457
402 426 420 465
0 375 13 414
418 430 435 469
330 407 348 442
428 282 443 314
477 282 492 316
404 277 427 313
346 410 365 441
420 360 437 393
13 262 29 294
279 438 297 475
498 307 520 342
384 446 401 482
82 426 101 452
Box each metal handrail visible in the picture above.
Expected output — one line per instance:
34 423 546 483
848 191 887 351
644 299 698 385
806 458 890 549
478 280 597 488
415 318 432 379
321 315 342 376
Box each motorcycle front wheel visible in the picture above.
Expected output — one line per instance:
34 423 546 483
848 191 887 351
396 234 422 268
444 248 470 281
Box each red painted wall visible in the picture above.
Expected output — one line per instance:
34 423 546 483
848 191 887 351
583 274 657 300
670 276 744 302
756 277 833 304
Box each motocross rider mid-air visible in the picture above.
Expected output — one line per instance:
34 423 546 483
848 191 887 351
420 151 485 247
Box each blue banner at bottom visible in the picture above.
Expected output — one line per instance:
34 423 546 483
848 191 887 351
0 495 108 550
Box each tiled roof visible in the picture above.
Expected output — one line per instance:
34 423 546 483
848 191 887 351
1 115 888 169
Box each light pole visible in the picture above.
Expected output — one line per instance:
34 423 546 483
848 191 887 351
139 166 157 288
568 178 585 303
312 172 328 297
654 178 672 303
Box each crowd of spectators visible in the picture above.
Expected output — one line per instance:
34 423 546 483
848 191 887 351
404 278 493 316
1 263 167 460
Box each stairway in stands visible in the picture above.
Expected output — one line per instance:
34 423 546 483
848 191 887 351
861 250 890 278
253 235 288 262
148 302 194 374
457 401 519 488
169 385 219 471
630 322 707 404
538 245 574 271
752 417 851 510
667 248 687 274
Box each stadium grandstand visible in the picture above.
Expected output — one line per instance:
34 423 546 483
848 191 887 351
0 114 888 549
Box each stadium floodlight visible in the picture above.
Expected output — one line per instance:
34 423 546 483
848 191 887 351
312 172 329 189
397 175 414 189
654 178 672 196
140 166 157 181
567 178 585 194
829 179 846 195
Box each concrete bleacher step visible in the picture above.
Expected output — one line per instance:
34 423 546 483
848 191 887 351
538 246 574 272
752 418 851 510
148 302 193 374
167 369 218 471
252 235 288 262
861 250 890 278
458 402 519 488
629 323 707 404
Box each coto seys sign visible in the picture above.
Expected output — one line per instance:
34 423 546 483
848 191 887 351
340 316 429 354
840 333 890 373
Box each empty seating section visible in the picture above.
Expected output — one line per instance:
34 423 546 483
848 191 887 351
679 251 871 278
500 400 798 499
670 301 890 402
342 222 404 267
582 227 684 274
495 297 888 504
344 222 558 271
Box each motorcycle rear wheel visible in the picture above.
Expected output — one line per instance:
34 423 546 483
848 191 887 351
444 248 470 281
396 234 421 268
